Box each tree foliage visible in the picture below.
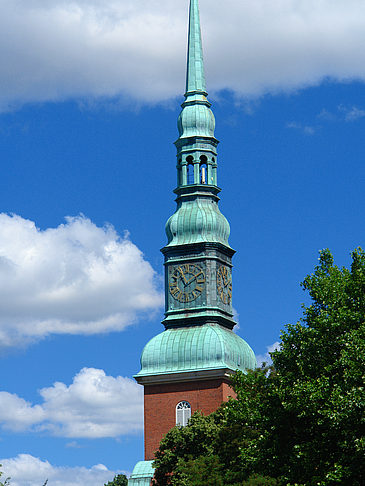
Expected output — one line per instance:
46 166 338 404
104 473 128 486
153 249 365 486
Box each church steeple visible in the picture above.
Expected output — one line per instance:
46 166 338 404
163 0 234 329
129 1 256 475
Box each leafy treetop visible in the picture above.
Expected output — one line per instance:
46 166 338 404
104 473 128 486
153 249 365 486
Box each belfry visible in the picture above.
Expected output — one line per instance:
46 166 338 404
128 0 256 484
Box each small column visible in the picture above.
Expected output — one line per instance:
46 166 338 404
207 161 213 185
212 164 217 186
176 164 181 186
182 162 188 186
194 157 200 184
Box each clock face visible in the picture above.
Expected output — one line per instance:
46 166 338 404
169 263 205 303
217 265 232 305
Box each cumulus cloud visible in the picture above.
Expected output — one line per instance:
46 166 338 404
0 367 143 438
0 0 365 111
0 454 126 486
256 341 280 367
0 213 162 348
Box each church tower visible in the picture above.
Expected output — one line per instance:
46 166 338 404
128 0 256 483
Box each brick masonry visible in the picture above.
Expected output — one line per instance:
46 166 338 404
144 377 236 460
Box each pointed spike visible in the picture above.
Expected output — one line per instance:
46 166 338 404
186 0 206 95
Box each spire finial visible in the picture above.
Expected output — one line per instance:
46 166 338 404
186 0 206 95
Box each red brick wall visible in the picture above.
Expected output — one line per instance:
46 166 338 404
144 378 235 460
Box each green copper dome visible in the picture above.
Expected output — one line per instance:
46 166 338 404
177 96 216 139
128 461 154 486
135 324 257 378
165 196 230 247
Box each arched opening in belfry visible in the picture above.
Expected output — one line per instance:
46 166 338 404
200 155 208 184
186 156 194 184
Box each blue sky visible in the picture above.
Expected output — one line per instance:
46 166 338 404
0 0 365 484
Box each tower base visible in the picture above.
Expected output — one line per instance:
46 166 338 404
143 375 234 460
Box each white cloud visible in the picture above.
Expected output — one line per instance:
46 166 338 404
0 367 143 438
316 104 365 123
338 104 365 121
256 341 280 367
0 393 45 432
0 0 365 111
0 213 162 348
0 454 126 486
286 121 316 135
317 108 337 121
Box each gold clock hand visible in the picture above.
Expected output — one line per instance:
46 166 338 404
178 267 188 284
187 270 205 286
185 274 196 285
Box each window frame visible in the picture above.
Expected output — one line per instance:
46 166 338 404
176 400 191 427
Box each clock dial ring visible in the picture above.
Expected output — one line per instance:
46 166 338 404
217 265 232 305
169 263 205 303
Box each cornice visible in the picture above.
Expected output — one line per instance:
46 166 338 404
135 367 234 386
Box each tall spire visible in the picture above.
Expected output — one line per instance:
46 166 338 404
186 0 206 95
175 0 218 189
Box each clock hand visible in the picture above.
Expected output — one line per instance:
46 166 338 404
185 274 196 285
186 271 205 286
178 267 188 285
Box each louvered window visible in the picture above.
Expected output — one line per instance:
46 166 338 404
176 401 191 427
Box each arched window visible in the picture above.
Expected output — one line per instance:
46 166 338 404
186 156 194 184
176 401 191 426
200 155 207 184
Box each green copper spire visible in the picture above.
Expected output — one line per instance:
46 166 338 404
186 0 206 95
175 0 218 190
166 0 230 251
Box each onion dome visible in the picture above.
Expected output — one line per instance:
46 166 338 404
177 95 216 139
165 196 231 247
135 324 257 379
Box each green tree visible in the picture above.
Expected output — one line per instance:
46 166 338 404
153 411 223 486
269 248 365 485
153 249 365 486
104 473 128 486
153 370 281 485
